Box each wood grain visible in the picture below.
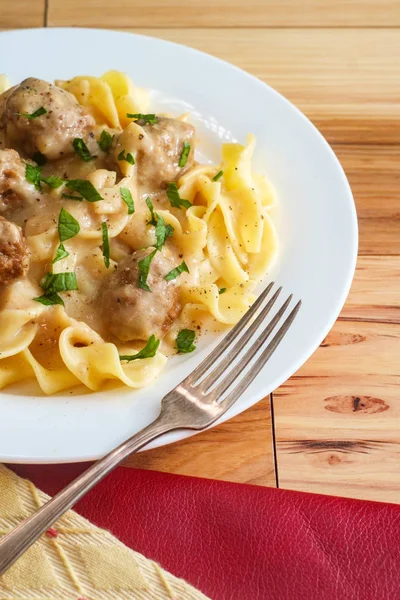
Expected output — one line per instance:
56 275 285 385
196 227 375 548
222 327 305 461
340 256 400 324
124 397 276 487
117 28 400 145
1 0 44 27
274 375 400 503
292 321 399 378
333 145 400 256
274 320 400 501
47 0 400 28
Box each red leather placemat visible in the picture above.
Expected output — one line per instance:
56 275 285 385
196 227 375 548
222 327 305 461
10 464 400 600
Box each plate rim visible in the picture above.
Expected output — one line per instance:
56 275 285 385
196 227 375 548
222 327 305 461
0 27 358 463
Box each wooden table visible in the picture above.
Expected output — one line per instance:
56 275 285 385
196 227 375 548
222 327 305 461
4 0 400 503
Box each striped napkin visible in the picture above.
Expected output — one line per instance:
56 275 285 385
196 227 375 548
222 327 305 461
0 465 209 599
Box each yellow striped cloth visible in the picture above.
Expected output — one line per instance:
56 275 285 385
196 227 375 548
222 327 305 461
0 465 210 599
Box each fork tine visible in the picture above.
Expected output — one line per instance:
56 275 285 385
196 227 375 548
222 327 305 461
219 300 302 411
208 294 294 398
185 281 276 385
197 286 284 391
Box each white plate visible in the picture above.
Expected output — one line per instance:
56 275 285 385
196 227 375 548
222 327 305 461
0 28 357 463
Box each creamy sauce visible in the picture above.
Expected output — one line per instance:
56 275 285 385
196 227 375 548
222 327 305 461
0 74 277 395
0 82 197 352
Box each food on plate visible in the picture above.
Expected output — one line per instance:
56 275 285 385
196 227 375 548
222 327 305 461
0 71 277 394
0 215 30 284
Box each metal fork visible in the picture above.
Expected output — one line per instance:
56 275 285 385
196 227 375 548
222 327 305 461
0 283 301 574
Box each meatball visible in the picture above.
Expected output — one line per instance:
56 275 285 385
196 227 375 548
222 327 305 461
100 248 181 342
0 215 30 284
116 117 195 189
2 77 95 160
0 149 37 215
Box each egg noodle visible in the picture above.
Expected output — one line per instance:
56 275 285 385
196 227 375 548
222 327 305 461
0 71 277 394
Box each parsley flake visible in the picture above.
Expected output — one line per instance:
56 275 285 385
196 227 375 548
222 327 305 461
119 334 160 362
61 193 83 201
25 163 42 190
155 214 174 250
73 138 96 162
144 198 174 249
58 207 80 243
101 222 110 268
164 260 189 281
40 272 78 294
25 164 64 191
176 329 196 354
117 149 135 165
17 106 47 120
52 243 69 264
179 142 191 168
98 130 114 152
65 180 103 202
213 170 223 182
218 287 227 294
41 175 64 189
138 249 157 292
166 182 192 210
126 113 158 125
120 187 135 215
146 197 158 226
33 292 65 307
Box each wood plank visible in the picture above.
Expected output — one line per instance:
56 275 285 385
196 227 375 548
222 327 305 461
124 397 276 487
274 321 400 503
47 0 400 28
340 256 400 324
333 145 400 256
274 376 400 503
310 106 400 146
293 321 399 379
116 28 400 145
2 0 44 27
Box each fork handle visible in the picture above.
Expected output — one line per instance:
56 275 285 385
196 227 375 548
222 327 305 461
0 412 174 575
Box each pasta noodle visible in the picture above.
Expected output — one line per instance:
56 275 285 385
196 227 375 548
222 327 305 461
0 71 277 394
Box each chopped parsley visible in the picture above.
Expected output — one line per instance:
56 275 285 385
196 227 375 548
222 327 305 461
138 249 157 292
52 243 69 265
25 164 63 191
145 198 174 249
64 179 103 202
40 272 78 294
98 130 114 152
164 260 189 281
32 151 46 166
218 287 227 294
119 334 160 362
34 292 65 307
146 197 158 226
25 163 42 190
117 149 135 165
101 222 110 268
213 170 223 182
58 207 80 243
179 142 191 168
41 175 64 189
17 106 47 119
126 113 158 125
61 193 83 201
176 329 196 354
166 182 192 210
155 214 174 250
72 138 96 162
120 187 135 215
